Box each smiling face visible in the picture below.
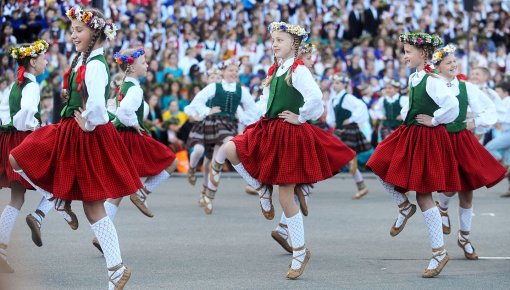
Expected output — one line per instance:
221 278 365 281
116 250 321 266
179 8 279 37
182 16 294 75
222 64 239 83
70 19 93 53
332 79 346 92
301 52 313 70
271 31 295 60
402 44 423 69
436 54 458 79
30 54 48 76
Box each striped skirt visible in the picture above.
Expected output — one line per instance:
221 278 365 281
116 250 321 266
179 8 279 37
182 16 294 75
334 123 372 153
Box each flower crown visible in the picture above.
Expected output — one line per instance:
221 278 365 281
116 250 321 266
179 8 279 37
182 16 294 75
10 40 49 60
218 58 240 70
268 22 308 41
300 42 316 55
399 32 443 48
207 67 222 76
431 44 457 65
114 48 145 65
332 74 350 83
387 78 401 88
66 6 117 41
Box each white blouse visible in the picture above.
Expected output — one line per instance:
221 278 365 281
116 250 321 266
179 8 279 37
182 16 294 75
115 77 143 127
373 93 409 120
258 57 324 123
77 47 109 131
326 89 369 127
11 73 40 131
401 70 459 126
184 80 260 124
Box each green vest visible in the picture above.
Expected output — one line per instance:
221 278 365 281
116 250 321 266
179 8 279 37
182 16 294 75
113 81 147 130
209 83 242 119
0 77 41 131
446 82 468 133
60 54 111 119
403 75 440 126
266 71 304 118
383 95 403 128
334 92 351 129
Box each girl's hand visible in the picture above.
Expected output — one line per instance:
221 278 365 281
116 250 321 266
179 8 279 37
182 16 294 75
133 124 145 136
415 114 434 127
278 110 301 125
208 106 222 115
342 119 351 125
396 115 403 121
74 108 90 132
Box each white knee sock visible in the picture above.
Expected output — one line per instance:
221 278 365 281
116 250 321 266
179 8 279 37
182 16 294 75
276 213 292 247
202 158 210 188
459 206 474 254
31 197 53 224
286 212 306 269
232 163 261 189
353 169 363 183
0 206 19 246
14 169 52 199
104 201 119 221
377 176 410 227
90 216 126 289
422 207 447 269
437 193 452 209
190 144 205 168
144 170 170 193
214 143 228 164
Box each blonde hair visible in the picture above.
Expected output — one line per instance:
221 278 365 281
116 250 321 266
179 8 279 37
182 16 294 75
263 33 303 88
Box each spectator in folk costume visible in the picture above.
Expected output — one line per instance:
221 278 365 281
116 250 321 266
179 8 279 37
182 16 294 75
373 78 408 140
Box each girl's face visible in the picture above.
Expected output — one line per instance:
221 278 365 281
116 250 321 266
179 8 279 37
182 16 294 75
70 19 93 53
301 52 313 70
436 54 458 79
30 54 48 76
131 55 148 78
384 84 398 96
271 31 295 60
222 64 239 83
332 80 345 92
171 82 180 92
403 44 424 69
208 73 222 84
149 95 158 106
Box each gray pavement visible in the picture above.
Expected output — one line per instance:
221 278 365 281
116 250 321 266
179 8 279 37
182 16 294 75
0 174 509 289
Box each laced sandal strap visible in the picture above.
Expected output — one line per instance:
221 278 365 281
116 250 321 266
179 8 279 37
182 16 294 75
291 246 307 265
292 245 306 252
35 209 45 220
398 202 412 215
458 231 473 248
108 263 126 284
431 246 446 262
211 161 223 173
137 189 148 202
278 223 288 229
205 188 216 199
53 198 66 212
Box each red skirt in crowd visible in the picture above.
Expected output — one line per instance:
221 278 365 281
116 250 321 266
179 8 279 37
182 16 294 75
117 130 176 177
0 130 33 189
449 129 506 192
366 125 461 193
10 118 143 202
232 117 355 185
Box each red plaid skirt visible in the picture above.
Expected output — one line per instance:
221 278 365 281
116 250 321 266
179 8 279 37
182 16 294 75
449 129 506 192
0 130 33 190
10 118 143 201
367 125 461 193
232 118 355 185
118 130 176 177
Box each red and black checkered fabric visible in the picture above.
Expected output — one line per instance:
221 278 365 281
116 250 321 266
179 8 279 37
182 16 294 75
118 130 176 177
10 118 143 201
232 117 355 185
449 129 506 192
367 125 462 193
0 130 33 190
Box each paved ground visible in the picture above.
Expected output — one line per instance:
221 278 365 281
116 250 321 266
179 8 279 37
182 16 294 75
0 174 509 289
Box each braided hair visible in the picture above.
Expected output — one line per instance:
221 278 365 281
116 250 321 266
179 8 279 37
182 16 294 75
283 35 303 87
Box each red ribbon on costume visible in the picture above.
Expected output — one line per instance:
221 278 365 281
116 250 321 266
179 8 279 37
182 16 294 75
116 87 123 102
17 66 25 86
267 63 277 77
457 74 468 81
62 67 72 90
423 64 434 74
75 64 86 91
291 58 304 72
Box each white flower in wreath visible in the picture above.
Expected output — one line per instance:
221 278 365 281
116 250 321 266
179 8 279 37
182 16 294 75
75 8 84 21
11 50 18 59
104 24 117 41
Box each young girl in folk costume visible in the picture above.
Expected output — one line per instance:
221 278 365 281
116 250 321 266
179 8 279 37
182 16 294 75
224 22 355 279
373 78 408 140
0 40 77 273
185 67 221 207
366 32 460 278
421 45 505 260
9 7 141 289
326 73 371 199
184 58 259 215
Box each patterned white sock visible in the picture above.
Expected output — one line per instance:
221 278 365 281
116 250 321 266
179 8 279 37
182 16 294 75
459 207 474 254
353 169 363 183
189 144 205 168
422 207 447 269
377 176 410 227
144 170 170 193
31 197 53 224
90 217 125 289
0 206 19 246
14 169 53 199
286 212 306 269
258 186 272 212
276 215 292 247
437 193 451 209
214 143 228 164
104 201 119 221
232 163 261 189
